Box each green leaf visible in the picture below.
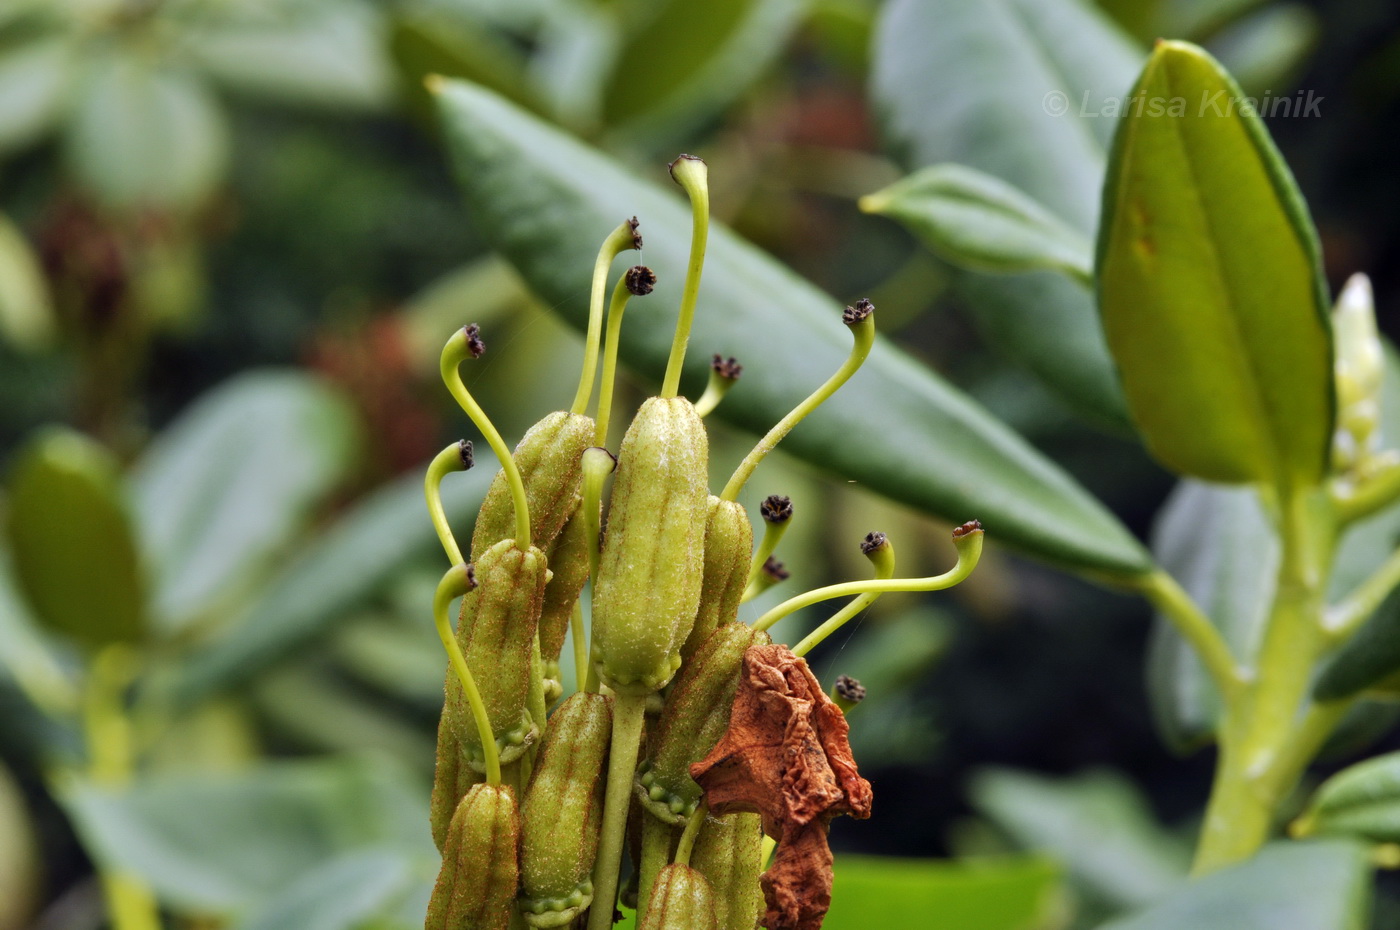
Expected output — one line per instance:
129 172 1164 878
0 549 76 717
184 5 393 111
64 55 229 211
0 759 40 930
130 371 358 635
1096 40 1332 486
1294 751 1400 843
824 855 1063 930
1095 840 1371 930
58 757 432 915
4 427 148 647
0 37 75 156
1146 480 1276 750
163 466 493 705
870 0 1142 426
0 211 56 352
969 768 1189 908
389 10 546 123
862 164 1093 285
235 850 420 930
1205 5 1318 97
431 78 1153 579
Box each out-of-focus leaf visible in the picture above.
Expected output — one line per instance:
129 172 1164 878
0 37 74 155
1157 0 1268 40
1097 41 1332 486
131 371 358 634
1206 4 1318 96
64 55 228 211
163 466 493 705
970 768 1188 909
1096 840 1370 930
599 0 805 134
0 550 75 716
1294 751 1400 842
58 757 432 915
390 10 545 123
184 4 393 110
235 850 420 930
431 78 1154 579
0 760 40 930
870 0 1142 427
824 855 1063 930
0 212 55 353
4 428 147 647
1146 481 1276 751
862 164 1093 284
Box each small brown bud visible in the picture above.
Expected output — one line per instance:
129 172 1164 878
952 519 983 539
627 265 657 296
762 557 790 582
842 298 874 326
710 355 742 381
463 323 486 358
458 439 474 470
859 532 887 555
628 216 643 250
834 675 865 705
760 496 792 524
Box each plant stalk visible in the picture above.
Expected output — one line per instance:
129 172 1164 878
587 692 648 930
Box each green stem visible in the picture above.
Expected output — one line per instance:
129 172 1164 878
442 328 532 549
753 526 981 634
719 313 875 502
526 633 549 766
571 600 589 696
792 537 896 657
673 803 707 867
1324 545 1400 642
692 358 739 417
661 156 709 399
432 563 501 786
588 692 648 930
573 220 641 415
595 275 636 448
424 440 472 565
1137 570 1245 701
742 499 792 601
1332 459 1400 526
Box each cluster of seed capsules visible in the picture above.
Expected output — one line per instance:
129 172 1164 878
421 155 984 930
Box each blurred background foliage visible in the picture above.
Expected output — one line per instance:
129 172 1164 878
1 0 1399 927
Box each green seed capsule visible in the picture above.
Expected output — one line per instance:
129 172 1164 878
691 812 763 930
445 539 548 771
538 508 592 679
681 497 753 661
425 783 520 930
636 623 770 824
519 692 612 927
470 411 594 559
430 714 485 851
592 397 709 694
638 864 717 930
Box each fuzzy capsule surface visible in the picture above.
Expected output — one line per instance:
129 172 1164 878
519 692 612 927
430 714 485 851
692 812 764 930
637 623 771 824
470 411 594 559
425 783 520 930
538 508 591 672
681 497 753 661
591 397 709 694
638 864 718 930
445 538 548 771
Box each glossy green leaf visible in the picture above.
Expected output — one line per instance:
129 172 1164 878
862 164 1093 285
184 5 393 110
1095 840 1371 930
164 466 492 705
1146 480 1276 750
1096 40 1332 486
4 428 147 647
970 768 1188 908
0 37 74 155
0 211 56 352
58 758 432 915
64 55 229 211
431 78 1153 578
870 0 1142 426
131 371 358 635
824 855 1063 930
1294 751 1400 843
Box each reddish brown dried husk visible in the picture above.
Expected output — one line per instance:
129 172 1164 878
638 864 717 930
425 784 520 930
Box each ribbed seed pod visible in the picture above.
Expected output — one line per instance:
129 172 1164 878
591 397 709 695
636 623 770 823
538 508 592 679
445 539 548 771
519 692 612 927
470 411 594 559
691 812 763 930
638 864 717 930
425 784 520 930
430 715 485 851
681 497 752 661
